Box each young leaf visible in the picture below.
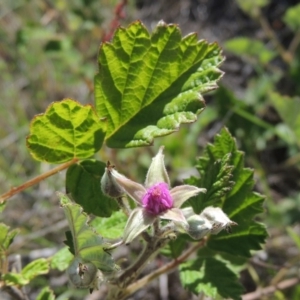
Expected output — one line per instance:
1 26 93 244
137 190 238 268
202 128 267 256
91 210 127 239
95 20 224 148
36 287 55 300
0 223 19 252
180 255 243 300
58 192 116 272
3 258 49 286
50 246 73 271
186 128 267 257
185 153 234 213
66 159 119 217
27 99 106 163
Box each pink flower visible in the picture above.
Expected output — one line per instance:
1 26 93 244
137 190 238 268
105 146 206 243
142 183 173 215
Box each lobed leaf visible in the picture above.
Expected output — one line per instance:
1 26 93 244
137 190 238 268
3 258 49 286
66 159 119 217
27 99 106 163
180 255 243 300
175 128 266 299
58 192 116 272
50 246 73 271
198 128 267 257
91 210 127 239
95 21 224 148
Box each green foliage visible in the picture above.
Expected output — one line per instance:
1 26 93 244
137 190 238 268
91 210 127 239
66 159 119 217
58 192 116 272
95 21 224 148
186 152 234 213
27 99 106 163
180 253 244 300
224 37 277 64
283 4 300 32
236 0 269 17
180 128 267 299
36 287 55 300
2 258 49 286
269 92 300 147
0 224 19 255
50 247 73 271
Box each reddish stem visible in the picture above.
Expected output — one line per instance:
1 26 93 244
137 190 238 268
0 158 79 204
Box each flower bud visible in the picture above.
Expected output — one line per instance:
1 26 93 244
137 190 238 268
186 214 212 240
200 206 237 234
101 161 124 198
67 256 99 289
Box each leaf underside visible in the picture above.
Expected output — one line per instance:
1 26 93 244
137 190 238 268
58 192 116 272
95 20 224 148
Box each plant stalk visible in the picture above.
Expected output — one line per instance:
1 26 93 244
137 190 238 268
0 158 79 204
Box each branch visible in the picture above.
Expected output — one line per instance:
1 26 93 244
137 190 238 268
119 238 207 300
0 158 79 204
242 277 300 300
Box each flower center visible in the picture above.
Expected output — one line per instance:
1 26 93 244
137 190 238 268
142 182 173 215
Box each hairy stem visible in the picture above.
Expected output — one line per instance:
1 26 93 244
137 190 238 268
115 196 131 217
0 158 79 204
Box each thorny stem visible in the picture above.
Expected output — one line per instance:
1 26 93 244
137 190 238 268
117 238 207 300
0 158 79 204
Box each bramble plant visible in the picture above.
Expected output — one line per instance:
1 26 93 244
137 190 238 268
0 20 267 300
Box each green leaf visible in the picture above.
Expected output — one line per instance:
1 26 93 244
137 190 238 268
36 287 55 300
50 247 73 271
283 4 300 32
186 128 267 257
185 153 234 213
180 255 243 300
27 99 106 163
66 159 119 217
3 258 49 286
236 0 269 17
2 273 29 286
161 234 189 259
58 192 116 272
0 223 19 252
224 37 277 64
269 92 300 146
204 129 267 256
95 21 223 148
21 258 49 281
91 210 127 239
